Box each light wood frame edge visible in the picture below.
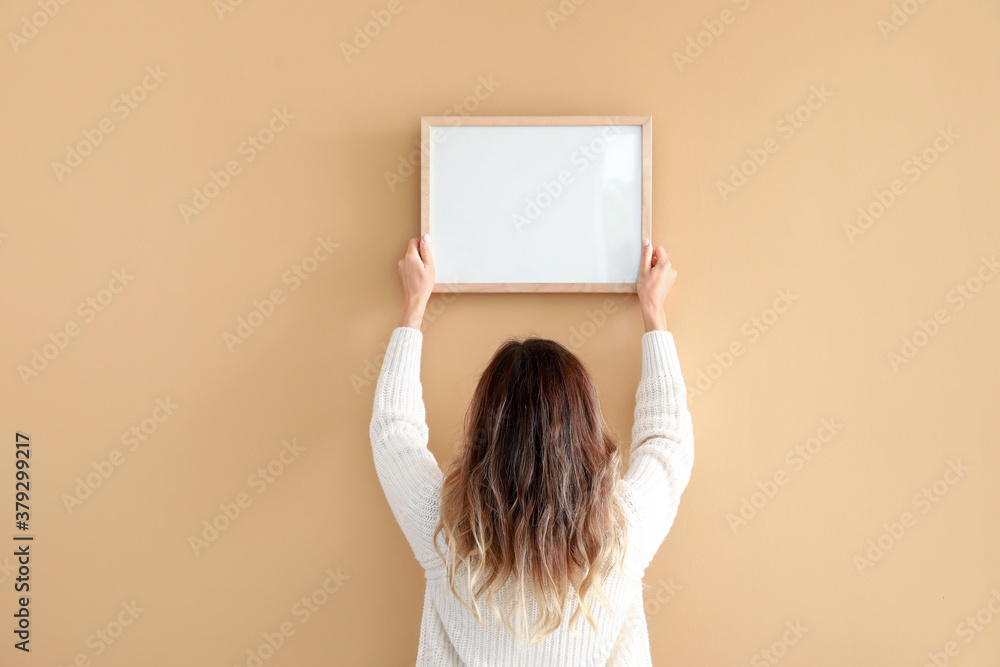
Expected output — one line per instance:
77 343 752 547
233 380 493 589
420 115 652 294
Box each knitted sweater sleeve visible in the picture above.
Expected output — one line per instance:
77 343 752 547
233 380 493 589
620 330 695 575
369 326 445 574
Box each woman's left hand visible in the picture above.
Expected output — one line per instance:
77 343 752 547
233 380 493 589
398 234 435 330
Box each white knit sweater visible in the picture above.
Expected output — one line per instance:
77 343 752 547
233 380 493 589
369 326 695 666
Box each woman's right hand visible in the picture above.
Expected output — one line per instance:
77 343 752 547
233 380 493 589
636 238 676 332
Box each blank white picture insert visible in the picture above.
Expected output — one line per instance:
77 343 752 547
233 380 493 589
428 125 643 285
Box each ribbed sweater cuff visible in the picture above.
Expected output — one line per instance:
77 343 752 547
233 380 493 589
640 330 682 379
383 326 423 378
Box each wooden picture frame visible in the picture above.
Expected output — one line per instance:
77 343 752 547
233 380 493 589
420 115 652 293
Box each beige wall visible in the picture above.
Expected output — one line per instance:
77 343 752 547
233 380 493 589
2 0 999 665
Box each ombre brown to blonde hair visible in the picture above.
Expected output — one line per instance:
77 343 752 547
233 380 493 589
433 336 631 644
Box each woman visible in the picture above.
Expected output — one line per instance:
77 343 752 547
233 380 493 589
370 234 694 666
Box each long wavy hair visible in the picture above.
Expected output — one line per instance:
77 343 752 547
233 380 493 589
433 335 630 644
